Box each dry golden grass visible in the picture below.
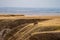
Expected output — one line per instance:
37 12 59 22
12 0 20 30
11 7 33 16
0 14 60 19
38 18 60 26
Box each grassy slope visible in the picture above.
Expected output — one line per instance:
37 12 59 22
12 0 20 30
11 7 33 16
38 18 60 26
0 15 60 40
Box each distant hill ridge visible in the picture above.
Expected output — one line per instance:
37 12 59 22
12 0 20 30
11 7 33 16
0 14 24 17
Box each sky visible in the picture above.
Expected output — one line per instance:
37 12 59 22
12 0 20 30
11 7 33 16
0 0 60 8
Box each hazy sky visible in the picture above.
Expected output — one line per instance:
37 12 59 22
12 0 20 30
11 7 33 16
0 0 60 8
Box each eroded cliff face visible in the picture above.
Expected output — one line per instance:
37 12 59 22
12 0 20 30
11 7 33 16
0 19 45 40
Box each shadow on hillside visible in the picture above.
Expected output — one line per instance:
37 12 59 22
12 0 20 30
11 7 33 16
29 32 60 40
0 19 49 31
